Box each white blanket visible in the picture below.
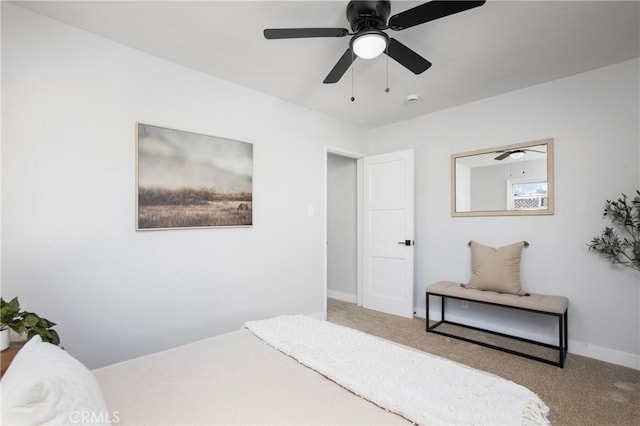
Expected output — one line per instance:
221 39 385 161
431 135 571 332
245 315 550 426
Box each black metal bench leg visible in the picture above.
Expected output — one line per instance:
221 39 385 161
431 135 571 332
425 293 430 332
558 313 564 367
426 293 446 332
565 307 569 354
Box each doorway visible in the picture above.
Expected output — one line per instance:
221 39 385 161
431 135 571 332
324 147 364 318
327 153 358 304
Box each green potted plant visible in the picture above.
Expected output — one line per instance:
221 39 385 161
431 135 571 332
588 190 640 272
0 297 60 351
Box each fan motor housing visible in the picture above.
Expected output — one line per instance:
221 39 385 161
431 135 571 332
346 1 391 32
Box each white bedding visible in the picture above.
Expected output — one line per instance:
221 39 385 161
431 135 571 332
92 327 409 425
246 315 550 426
93 316 550 425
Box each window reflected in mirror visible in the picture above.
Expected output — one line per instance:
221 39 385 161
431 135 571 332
452 139 554 217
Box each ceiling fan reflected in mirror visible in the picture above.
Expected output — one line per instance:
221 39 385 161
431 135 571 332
494 148 546 161
263 1 486 84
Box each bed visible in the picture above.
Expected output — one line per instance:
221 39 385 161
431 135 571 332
1 315 549 425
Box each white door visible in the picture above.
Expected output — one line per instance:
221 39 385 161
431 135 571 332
363 150 414 318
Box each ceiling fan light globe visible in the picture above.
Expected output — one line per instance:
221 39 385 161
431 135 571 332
352 33 387 59
509 151 525 159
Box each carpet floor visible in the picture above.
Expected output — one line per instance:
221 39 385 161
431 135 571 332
327 298 639 426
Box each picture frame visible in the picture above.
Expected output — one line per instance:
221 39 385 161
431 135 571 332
136 123 253 230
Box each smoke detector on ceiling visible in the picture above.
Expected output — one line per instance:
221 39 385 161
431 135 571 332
406 94 419 103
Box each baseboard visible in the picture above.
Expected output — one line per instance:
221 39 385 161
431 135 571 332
414 307 639 370
328 290 357 303
568 341 639 370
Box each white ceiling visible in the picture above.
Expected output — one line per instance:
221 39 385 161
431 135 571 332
14 0 640 128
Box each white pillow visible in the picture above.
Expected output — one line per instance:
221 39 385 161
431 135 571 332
1 336 111 425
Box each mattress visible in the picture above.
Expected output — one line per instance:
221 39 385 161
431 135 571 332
92 328 409 425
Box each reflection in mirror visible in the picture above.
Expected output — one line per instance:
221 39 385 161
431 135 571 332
452 138 554 216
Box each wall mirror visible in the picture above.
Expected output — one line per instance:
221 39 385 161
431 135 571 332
451 138 554 217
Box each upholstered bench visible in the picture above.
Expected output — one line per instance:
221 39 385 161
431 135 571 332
426 281 569 367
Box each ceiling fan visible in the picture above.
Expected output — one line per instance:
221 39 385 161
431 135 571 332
494 148 546 161
263 1 486 84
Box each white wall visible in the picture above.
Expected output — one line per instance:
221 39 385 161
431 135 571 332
327 154 357 302
0 3 3 290
1 4 365 368
367 59 640 369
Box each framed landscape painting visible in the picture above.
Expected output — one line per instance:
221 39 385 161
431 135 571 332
136 123 253 230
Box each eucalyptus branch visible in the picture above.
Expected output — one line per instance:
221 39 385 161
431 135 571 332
588 191 640 272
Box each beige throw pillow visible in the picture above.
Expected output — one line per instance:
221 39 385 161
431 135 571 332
466 240 527 295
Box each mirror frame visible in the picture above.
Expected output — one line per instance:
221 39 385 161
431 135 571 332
451 138 554 217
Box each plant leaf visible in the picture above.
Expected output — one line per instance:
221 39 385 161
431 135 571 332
23 313 39 328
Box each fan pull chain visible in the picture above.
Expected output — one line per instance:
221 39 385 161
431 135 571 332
385 44 390 93
351 50 355 102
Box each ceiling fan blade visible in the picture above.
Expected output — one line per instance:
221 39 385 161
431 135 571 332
386 38 432 74
264 28 349 39
523 148 545 154
388 1 486 31
494 151 512 161
323 48 355 84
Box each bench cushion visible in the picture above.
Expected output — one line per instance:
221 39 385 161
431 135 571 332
426 281 568 314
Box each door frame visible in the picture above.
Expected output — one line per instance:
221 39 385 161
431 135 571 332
323 146 364 319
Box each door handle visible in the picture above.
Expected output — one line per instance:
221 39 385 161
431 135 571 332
397 240 413 246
